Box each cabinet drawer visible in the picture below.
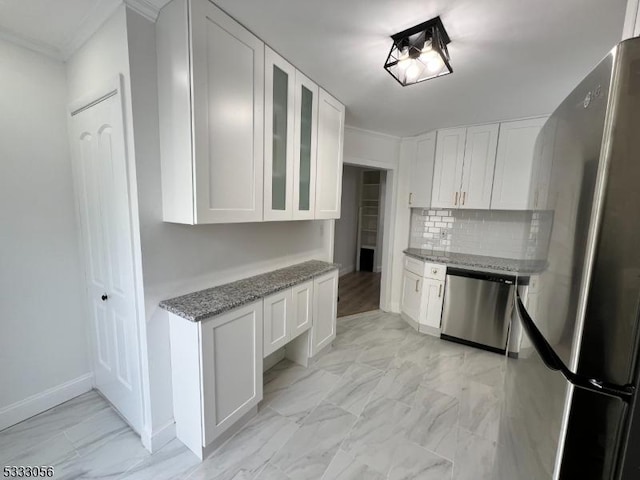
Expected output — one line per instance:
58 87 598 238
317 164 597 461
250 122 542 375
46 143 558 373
424 263 446 281
404 256 446 281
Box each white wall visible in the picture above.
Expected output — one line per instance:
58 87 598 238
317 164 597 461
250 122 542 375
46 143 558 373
334 165 361 276
125 8 331 450
0 38 90 428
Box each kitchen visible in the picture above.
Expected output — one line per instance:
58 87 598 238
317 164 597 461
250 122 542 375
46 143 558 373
0 0 638 479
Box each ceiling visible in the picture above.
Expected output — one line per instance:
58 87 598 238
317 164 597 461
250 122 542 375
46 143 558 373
0 0 627 136
213 0 627 137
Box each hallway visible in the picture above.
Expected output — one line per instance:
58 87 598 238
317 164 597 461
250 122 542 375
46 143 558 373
337 271 381 317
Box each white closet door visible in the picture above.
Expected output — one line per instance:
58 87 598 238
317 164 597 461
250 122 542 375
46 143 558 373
70 80 142 432
431 128 466 208
460 124 499 209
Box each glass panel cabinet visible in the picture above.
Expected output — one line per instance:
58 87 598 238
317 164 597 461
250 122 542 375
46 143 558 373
293 71 318 220
264 47 295 220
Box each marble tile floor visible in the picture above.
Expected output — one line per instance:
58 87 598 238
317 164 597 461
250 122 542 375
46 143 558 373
0 310 510 479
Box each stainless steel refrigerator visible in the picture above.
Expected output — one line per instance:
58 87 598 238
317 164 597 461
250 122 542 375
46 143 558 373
499 37 640 479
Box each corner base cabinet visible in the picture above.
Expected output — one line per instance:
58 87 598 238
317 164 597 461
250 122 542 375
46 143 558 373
400 256 445 336
168 302 263 459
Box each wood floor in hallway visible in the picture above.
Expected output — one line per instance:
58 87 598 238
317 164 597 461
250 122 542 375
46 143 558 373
337 271 381 317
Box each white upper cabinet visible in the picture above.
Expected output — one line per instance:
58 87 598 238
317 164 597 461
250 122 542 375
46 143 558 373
293 72 319 220
315 89 345 219
459 124 499 209
491 117 547 210
157 0 264 224
157 0 343 224
529 117 554 210
264 47 295 221
431 128 466 208
408 132 436 208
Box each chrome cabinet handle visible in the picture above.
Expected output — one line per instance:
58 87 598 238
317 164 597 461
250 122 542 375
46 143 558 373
438 284 443 298
415 279 420 292
454 192 459 206
409 192 413 205
462 191 466 205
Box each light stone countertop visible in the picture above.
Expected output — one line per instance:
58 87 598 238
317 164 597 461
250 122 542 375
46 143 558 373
159 260 338 322
403 248 547 276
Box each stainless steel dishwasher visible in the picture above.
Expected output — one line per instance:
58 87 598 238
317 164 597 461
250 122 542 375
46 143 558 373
440 268 516 354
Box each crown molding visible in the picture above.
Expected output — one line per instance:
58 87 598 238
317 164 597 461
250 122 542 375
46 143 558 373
124 0 164 22
0 27 64 60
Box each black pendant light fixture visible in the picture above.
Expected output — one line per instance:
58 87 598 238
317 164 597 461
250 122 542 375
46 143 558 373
384 16 452 86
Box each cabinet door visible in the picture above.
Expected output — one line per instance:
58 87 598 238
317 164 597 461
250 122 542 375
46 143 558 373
529 117 553 209
263 289 292 357
401 269 423 324
201 302 263 445
315 89 345 219
409 132 436 208
460 124 499 209
293 71 318 220
491 117 546 210
190 0 264 223
311 270 338 355
290 281 313 339
264 47 295 221
422 278 445 329
431 128 466 208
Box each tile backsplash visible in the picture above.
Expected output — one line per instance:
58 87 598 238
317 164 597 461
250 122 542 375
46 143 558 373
410 209 551 260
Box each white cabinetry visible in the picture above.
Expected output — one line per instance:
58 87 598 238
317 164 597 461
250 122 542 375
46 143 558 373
310 270 339 355
400 256 446 336
293 72 319 219
431 125 498 209
431 128 466 208
460 124 499 209
263 289 292 356
263 281 313 357
315 90 345 219
157 0 264 224
491 117 547 210
408 132 436 208
169 301 263 459
264 47 295 221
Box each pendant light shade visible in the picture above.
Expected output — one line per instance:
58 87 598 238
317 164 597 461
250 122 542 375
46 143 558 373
384 17 452 86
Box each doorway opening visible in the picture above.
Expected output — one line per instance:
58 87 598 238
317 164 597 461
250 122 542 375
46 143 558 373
335 165 387 317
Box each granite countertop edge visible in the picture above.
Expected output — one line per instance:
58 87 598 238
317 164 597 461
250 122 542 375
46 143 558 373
159 260 339 323
403 248 547 275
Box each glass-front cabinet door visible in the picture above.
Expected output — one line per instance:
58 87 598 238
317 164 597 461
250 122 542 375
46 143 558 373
264 47 295 220
293 71 318 220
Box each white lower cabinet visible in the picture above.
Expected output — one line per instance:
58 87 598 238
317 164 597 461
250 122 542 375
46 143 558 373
400 257 446 336
169 301 263 459
263 281 313 358
310 270 339 355
263 290 293 357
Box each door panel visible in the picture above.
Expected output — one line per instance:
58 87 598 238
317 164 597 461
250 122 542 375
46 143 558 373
431 128 466 208
422 278 444 329
291 281 313 338
70 83 142 432
409 132 436 208
263 290 291 357
311 270 338 355
191 0 264 223
401 269 422 324
315 90 344 219
293 71 318 219
460 124 498 209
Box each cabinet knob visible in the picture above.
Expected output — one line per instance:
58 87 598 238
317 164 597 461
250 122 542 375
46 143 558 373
432 268 438 274
101 294 108 301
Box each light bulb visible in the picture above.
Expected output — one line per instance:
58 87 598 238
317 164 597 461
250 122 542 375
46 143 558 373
426 56 444 73
405 61 421 82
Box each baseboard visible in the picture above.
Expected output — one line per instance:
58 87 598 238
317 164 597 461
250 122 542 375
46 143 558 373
374 266 382 273
0 373 93 431
339 264 355 277
141 419 176 453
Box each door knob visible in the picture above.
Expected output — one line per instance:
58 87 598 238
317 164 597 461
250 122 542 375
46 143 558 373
101 294 108 301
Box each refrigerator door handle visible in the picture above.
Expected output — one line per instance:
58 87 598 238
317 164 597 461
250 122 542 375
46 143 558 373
515 290 635 401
